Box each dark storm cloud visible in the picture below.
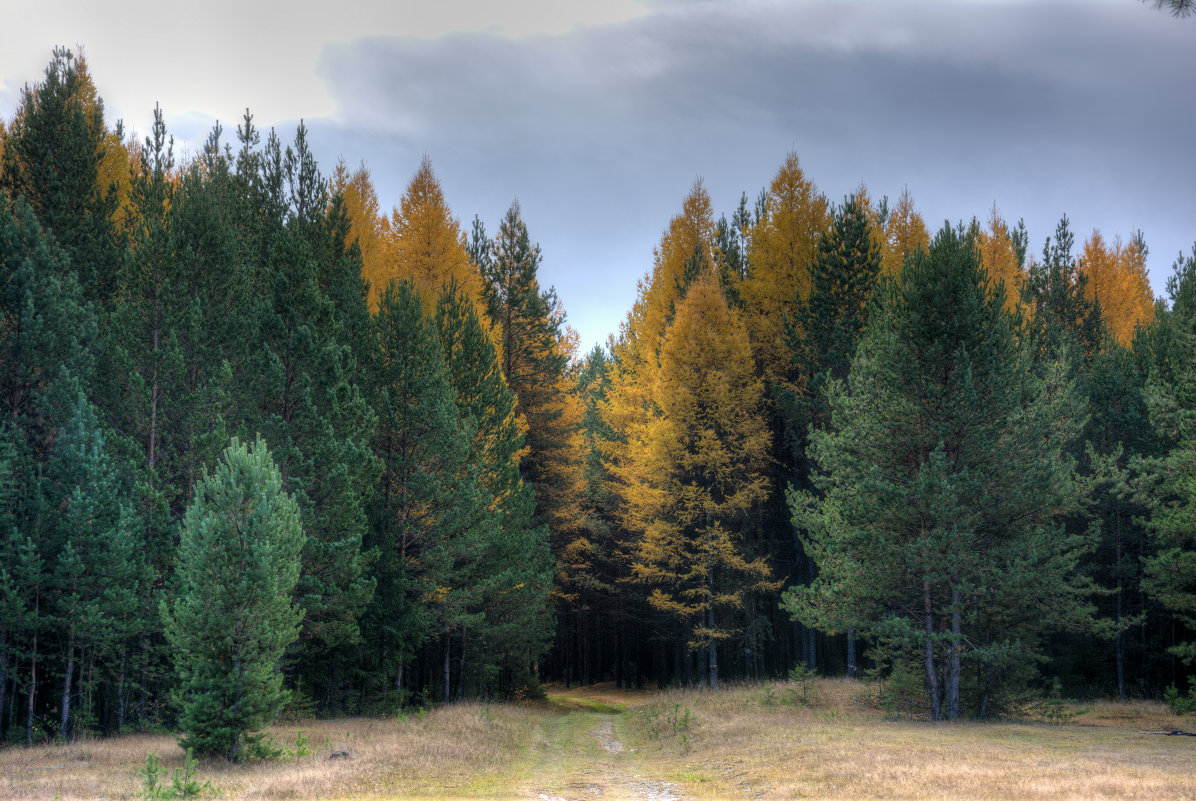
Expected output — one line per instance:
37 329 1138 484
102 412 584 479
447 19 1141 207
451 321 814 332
307 0 1196 350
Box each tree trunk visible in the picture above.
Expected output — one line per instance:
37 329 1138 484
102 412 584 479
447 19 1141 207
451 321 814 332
60 631 75 741
806 558 818 671
229 629 244 762
947 586 961 720
708 605 719 690
979 666 992 719
459 628 467 701
847 628 857 679
0 625 8 738
148 317 160 469
443 637 451 705
923 581 940 722
26 630 37 747
1115 520 1126 700
138 661 148 729
116 647 127 736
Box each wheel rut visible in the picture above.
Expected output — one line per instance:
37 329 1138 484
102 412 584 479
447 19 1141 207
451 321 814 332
521 712 681 801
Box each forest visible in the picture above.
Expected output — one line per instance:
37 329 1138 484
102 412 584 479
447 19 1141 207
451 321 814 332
1 48 1195 756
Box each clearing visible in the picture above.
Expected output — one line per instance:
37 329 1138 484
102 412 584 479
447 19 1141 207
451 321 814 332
1 679 1194 800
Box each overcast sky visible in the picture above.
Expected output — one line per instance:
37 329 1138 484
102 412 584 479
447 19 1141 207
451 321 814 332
2 0 1193 351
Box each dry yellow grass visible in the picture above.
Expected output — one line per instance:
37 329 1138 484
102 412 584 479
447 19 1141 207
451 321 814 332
1 681 1193 800
0 703 547 801
621 679 1196 801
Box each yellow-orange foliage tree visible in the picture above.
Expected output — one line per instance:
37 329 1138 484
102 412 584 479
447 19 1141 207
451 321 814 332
330 159 390 311
626 273 777 689
386 158 490 320
605 181 720 532
880 187 930 277
1081 230 1155 346
739 153 830 389
976 205 1026 315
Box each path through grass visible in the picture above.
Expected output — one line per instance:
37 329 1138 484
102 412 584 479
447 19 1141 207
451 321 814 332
2 680 1195 799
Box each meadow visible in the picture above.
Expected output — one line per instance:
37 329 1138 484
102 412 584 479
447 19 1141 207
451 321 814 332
1 680 1193 800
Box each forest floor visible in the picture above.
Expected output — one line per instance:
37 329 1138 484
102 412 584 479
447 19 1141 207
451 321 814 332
1 679 1195 800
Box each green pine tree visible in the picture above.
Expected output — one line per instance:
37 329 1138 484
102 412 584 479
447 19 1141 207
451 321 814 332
0 48 123 303
786 224 1093 719
1138 244 1196 668
162 436 305 761
364 281 492 702
434 283 553 691
44 395 147 739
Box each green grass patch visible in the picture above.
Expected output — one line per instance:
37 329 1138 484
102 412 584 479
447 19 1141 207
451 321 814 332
545 694 626 714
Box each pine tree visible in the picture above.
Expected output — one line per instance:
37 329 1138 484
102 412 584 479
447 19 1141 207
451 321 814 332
43 395 146 739
233 125 379 695
1023 215 1107 359
163 436 305 761
0 48 122 303
479 202 585 602
364 281 492 701
787 224 1093 719
0 193 97 455
1138 244 1196 667
784 194 883 431
434 282 552 692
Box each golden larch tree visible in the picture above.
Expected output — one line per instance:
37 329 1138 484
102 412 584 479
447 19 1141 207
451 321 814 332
605 181 719 497
977 204 1025 315
364 158 493 332
639 179 718 353
739 152 830 388
628 272 777 689
880 186 930 277
1081 229 1155 346
330 159 390 311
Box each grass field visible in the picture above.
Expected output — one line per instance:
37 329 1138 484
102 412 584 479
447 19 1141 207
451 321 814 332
1 679 1193 800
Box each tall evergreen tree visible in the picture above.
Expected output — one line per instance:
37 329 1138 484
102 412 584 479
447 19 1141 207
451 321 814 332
479 202 584 615
364 281 492 702
779 195 883 674
783 194 883 435
163 436 304 761
787 224 1093 719
43 395 146 739
234 125 378 699
0 48 122 303
434 282 552 694
1023 216 1107 359
1138 244 1196 670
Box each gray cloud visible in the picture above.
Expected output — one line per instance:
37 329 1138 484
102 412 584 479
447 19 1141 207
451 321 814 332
305 0 1196 350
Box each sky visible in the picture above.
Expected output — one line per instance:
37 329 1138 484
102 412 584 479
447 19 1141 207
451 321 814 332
2 0 1193 352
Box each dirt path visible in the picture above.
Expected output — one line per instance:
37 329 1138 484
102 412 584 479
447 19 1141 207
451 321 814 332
520 711 681 801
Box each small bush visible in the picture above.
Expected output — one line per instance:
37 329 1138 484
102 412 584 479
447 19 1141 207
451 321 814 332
511 669 546 703
1164 680 1196 716
1038 679 1084 724
787 664 820 706
140 750 216 800
878 662 924 719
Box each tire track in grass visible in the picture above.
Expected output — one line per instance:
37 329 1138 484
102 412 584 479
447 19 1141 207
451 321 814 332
518 710 681 801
